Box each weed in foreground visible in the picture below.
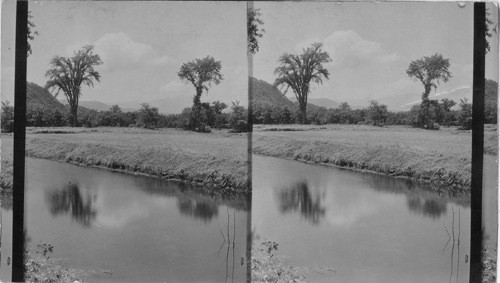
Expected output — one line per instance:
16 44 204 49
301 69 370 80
251 241 307 283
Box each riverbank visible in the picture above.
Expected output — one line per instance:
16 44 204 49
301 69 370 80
253 124 498 194
1 127 249 195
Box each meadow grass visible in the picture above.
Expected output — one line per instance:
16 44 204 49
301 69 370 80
1 124 497 195
1 127 249 194
253 124 498 194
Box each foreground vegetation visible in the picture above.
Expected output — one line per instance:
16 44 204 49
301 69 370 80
251 241 307 282
0 153 13 195
482 247 497 283
1 127 249 195
25 243 89 283
253 124 498 194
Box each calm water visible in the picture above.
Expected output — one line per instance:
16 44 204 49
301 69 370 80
0 158 249 282
252 155 471 283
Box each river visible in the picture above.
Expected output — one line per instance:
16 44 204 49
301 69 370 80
252 155 472 283
0 158 249 282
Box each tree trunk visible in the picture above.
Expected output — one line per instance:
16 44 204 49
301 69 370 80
191 87 203 130
419 84 432 128
299 103 307 124
70 104 78 127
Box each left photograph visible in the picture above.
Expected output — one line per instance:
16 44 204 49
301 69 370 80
1 1 250 282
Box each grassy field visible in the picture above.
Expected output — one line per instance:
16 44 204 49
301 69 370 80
253 124 498 194
1 124 497 195
1 127 249 194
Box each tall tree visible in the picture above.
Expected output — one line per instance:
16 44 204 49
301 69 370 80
485 8 497 53
274 42 331 124
248 8 265 54
45 45 102 126
178 55 223 130
27 11 38 57
406 53 452 128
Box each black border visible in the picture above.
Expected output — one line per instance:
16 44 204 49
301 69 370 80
12 0 28 281
470 2 486 283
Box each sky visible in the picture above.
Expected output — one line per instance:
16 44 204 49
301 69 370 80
1 1 247 107
253 1 499 108
1 1 498 111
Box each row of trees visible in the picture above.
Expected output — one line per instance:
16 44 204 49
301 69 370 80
0 93 483 133
252 98 477 130
1 101 248 132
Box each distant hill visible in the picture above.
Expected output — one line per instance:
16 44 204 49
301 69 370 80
251 77 333 117
60 100 137 113
27 82 66 112
117 96 192 114
287 96 340 109
78 101 114 112
308 97 339 109
251 77 296 109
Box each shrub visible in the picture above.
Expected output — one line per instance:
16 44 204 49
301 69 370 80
137 103 160 129
1 101 14 133
458 98 472 130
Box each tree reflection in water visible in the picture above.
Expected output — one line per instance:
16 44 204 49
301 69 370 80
276 181 325 224
0 195 12 211
45 183 96 227
177 197 219 223
407 195 447 219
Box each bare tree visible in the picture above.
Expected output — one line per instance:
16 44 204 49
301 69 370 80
45 45 103 126
274 43 331 124
178 55 223 130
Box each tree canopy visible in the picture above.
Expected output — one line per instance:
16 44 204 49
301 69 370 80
248 8 265 54
27 11 38 57
45 45 102 126
406 53 452 129
177 55 223 131
178 56 223 93
485 8 497 53
274 42 332 124
406 53 452 101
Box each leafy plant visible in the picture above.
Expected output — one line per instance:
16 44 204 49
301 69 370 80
25 242 88 282
251 241 307 283
482 247 497 283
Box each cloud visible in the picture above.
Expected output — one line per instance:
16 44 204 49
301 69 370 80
160 80 189 94
401 85 471 108
433 85 470 98
304 30 403 69
388 78 416 91
153 55 176 66
67 32 175 73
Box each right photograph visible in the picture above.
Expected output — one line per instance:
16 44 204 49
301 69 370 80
249 2 498 283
